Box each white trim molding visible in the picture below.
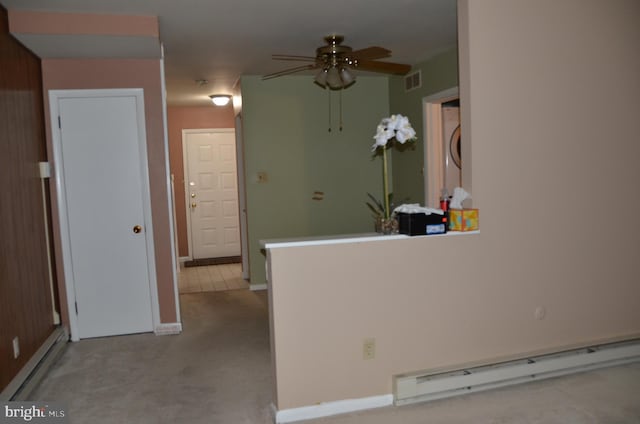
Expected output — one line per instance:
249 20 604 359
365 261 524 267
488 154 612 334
159 46 182 329
273 394 393 423
250 283 267 291
154 323 183 336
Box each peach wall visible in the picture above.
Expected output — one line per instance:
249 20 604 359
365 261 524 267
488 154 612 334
42 58 177 324
268 0 640 410
8 10 158 37
167 105 235 257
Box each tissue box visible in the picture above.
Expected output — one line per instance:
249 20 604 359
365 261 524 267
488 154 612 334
449 208 479 231
397 212 447 236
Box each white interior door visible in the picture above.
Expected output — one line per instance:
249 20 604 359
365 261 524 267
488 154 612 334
184 130 240 259
52 89 155 340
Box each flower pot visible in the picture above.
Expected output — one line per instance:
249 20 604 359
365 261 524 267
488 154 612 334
375 217 399 235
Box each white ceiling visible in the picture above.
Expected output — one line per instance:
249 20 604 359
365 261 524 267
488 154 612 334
1 0 458 106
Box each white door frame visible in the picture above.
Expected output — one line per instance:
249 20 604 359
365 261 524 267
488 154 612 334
159 50 182 325
234 115 250 280
50 88 160 341
181 128 238 260
423 86 459 207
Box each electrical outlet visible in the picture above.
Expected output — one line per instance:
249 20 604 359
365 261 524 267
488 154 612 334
363 338 375 360
12 337 20 359
534 306 546 320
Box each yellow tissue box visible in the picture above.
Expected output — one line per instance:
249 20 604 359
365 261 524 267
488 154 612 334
449 208 479 231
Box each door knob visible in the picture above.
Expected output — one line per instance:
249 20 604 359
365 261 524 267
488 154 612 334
191 193 196 198
133 225 142 234
191 202 197 208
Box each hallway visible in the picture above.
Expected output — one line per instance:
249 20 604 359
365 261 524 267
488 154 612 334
178 263 248 293
30 290 272 423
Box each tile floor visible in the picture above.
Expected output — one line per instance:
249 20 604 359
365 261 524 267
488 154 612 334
177 262 249 293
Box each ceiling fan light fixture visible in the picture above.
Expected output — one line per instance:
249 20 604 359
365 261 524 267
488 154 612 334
326 67 342 89
209 94 232 106
314 68 328 88
339 67 355 87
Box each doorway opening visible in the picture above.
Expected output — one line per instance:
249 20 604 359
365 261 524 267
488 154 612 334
423 87 459 208
181 128 241 265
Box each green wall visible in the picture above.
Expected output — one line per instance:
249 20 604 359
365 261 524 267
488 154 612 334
241 75 389 285
389 47 460 205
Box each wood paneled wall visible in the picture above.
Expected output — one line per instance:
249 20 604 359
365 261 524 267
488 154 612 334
0 5 56 391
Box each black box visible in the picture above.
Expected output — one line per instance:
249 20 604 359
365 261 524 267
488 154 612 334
397 212 447 236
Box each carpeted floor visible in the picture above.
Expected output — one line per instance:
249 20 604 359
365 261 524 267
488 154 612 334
30 290 273 424
30 290 640 423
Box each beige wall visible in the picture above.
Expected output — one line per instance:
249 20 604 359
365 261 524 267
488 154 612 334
167 105 235 257
42 58 178 324
268 0 640 410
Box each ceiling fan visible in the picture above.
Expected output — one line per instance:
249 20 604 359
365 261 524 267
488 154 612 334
262 35 412 90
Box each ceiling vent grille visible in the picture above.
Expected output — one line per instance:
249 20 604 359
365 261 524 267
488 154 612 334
404 70 421 92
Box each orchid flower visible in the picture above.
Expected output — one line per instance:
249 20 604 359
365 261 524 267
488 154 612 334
368 114 418 222
370 114 417 151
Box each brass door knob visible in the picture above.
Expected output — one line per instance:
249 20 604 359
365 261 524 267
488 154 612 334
191 202 197 208
133 225 142 234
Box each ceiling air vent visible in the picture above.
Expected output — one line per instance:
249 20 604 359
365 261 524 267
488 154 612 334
404 70 421 92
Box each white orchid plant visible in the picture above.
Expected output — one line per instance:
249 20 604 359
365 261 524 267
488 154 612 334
368 114 417 220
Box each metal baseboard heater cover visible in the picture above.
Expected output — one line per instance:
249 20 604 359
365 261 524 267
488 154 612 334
0 327 68 401
394 339 640 406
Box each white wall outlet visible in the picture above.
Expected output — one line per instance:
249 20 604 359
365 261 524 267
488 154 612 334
534 306 546 320
363 338 376 360
12 336 20 359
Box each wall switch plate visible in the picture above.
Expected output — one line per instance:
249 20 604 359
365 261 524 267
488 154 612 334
363 338 375 360
12 337 20 359
39 161 51 178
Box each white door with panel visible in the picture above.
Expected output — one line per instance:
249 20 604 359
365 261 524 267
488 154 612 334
184 130 240 259
52 89 156 340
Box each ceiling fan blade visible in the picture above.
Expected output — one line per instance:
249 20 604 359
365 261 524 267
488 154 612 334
350 46 391 60
353 59 411 75
272 54 317 62
262 64 318 80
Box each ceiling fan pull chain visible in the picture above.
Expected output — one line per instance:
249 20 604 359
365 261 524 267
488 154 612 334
339 89 343 132
328 88 332 132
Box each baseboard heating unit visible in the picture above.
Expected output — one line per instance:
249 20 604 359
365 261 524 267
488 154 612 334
0 327 68 401
394 338 640 406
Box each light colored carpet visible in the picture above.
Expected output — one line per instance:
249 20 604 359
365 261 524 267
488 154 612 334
30 290 273 424
30 290 640 423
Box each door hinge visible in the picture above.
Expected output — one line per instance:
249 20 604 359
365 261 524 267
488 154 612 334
75 302 78 315
58 116 61 129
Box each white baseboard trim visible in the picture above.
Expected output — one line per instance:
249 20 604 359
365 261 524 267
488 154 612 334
154 322 182 335
250 283 267 291
179 256 190 264
273 394 393 423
